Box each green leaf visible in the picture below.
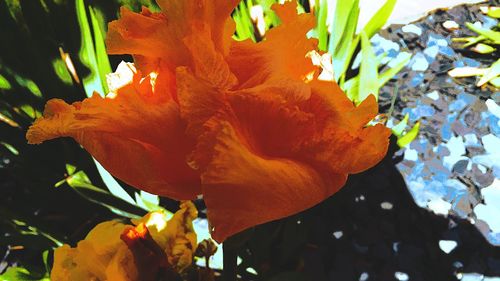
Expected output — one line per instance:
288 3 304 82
487 8 500 19
134 190 162 212
397 121 420 148
63 168 146 218
329 0 355 54
233 0 256 41
66 163 77 175
0 141 19 155
51 59 73 85
9 219 63 247
358 31 378 104
0 74 11 90
330 0 359 81
316 0 329 51
472 43 496 54
343 76 359 102
42 250 50 277
378 52 412 87
362 0 397 39
89 6 112 93
14 76 42 97
0 267 49 281
391 113 409 137
386 85 399 118
491 76 500 88
453 35 487 48
76 0 139 210
76 0 104 97
465 22 500 44
477 58 500 87
94 160 136 205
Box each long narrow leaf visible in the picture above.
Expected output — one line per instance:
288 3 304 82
465 22 500 44
477 58 500 87
328 0 356 54
76 0 103 96
331 0 359 81
378 52 412 87
76 1 138 203
89 7 112 93
64 168 145 218
343 76 359 102
391 113 409 137
358 31 378 104
397 122 420 148
316 0 329 51
362 0 397 39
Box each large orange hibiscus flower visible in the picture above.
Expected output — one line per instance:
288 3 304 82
27 0 390 242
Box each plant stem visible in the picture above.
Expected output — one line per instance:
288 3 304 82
222 243 237 281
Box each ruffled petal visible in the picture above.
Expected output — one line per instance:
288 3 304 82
156 0 240 54
176 67 230 139
226 85 314 157
195 119 346 242
297 81 391 174
106 0 240 72
227 1 318 89
177 63 388 241
164 201 198 272
26 63 200 199
51 245 96 281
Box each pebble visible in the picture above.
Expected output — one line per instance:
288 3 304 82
402 24 422 36
410 52 430 71
482 134 500 155
486 99 500 119
427 198 451 215
464 133 480 147
442 20 460 31
426 90 440 101
404 148 418 161
439 240 458 254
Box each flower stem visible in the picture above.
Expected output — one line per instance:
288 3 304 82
223 243 237 281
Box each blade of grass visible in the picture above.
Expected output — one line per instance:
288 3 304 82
362 0 397 39
477 58 500 87
391 113 409 137
63 168 146 218
330 0 359 81
89 6 112 93
465 22 500 44
77 0 140 205
358 31 378 104
343 76 359 102
397 122 420 148
328 0 355 54
386 85 399 118
76 0 103 96
316 0 329 51
378 52 411 87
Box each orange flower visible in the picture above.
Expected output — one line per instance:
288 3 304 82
27 1 390 242
51 202 198 281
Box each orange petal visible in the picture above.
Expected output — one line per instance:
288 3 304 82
26 64 200 199
297 81 391 174
195 119 347 242
226 85 315 156
156 0 240 54
228 1 318 88
182 28 238 90
107 1 240 72
176 67 230 139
